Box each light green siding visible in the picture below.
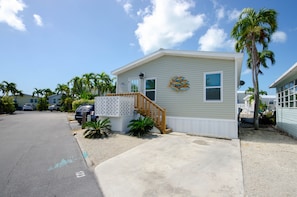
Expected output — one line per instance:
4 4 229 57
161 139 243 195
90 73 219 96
117 55 236 120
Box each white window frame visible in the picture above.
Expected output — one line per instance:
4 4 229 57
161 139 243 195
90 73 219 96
144 78 157 102
128 78 140 93
277 79 297 108
204 71 223 102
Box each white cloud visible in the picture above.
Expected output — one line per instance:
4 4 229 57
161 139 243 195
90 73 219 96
272 31 287 43
135 0 205 54
227 9 241 21
117 0 133 16
216 7 224 21
0 0 26 31
198 26 234 51
242 69 251 75
123 2 133 15
33 14 43 27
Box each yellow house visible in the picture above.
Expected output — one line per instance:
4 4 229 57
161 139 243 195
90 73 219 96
13 94 39 110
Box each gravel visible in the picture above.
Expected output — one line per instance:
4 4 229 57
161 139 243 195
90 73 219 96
239 127 297 196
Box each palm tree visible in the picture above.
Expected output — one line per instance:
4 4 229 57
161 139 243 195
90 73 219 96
231 8 277 129
1 81 20 96
245 87 267 103
94 72 115 96
43 88 54 98
32 88 44 97
82 73 95 92
55 83 70 96
68 76 84 98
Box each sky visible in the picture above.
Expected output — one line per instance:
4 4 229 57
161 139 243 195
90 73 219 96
0 0 295 95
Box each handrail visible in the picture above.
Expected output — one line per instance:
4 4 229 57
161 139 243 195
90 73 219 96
106 92 167 134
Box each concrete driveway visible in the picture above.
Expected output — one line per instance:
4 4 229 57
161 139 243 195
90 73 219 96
95 132 243 197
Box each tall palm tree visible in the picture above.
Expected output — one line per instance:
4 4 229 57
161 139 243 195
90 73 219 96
55 83 70 96
68 76 84 98
245 87 267 102
231 8 277 129
32 88 44 97
1 81 23 96
43 88 54 98
94 72 115 96
82 73 95 92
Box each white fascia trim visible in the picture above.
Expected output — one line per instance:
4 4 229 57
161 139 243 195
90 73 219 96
112 49 244 76
270 62 297 88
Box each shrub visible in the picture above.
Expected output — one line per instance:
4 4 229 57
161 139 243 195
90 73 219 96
127 116 154 137
260 111 275 125
61 97 74 112
37 97 48 111
83 118 111 139
72 99 94 111
1 96 16 114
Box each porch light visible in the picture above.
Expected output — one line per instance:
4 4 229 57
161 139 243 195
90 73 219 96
139 72 144 79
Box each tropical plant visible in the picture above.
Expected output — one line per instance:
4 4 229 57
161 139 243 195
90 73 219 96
231 8 277 130
127 116 154 137
83 118 111 139
1 96 16 114
37 97 48 111
1 81 23 96
32 88 44 98
72 99 94 111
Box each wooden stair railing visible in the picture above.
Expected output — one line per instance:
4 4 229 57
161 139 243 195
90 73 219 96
106 92 171 134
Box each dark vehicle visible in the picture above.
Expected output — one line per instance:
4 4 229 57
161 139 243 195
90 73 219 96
75 104 97 124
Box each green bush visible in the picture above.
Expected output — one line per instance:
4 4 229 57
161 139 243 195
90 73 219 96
1 96 16 114
83 118 111 139
37 97 48 111
260 111 275 125
61 97 74 112
127 116 154 137
72 99 94 111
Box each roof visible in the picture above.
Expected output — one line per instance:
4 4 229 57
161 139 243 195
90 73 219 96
112 49 244 84
243 94 276 100
270 62 297 88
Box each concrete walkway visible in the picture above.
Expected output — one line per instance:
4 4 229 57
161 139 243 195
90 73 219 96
95 132 244 197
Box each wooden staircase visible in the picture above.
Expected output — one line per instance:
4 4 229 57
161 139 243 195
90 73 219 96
106 92 171 134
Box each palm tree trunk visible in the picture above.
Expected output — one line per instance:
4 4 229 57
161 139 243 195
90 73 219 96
251 39 260 130
253 74 260 130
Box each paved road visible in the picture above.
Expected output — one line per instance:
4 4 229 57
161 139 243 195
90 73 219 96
0 111 103 197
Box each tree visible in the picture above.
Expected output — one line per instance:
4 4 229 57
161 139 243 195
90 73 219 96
82 73 95 92
231 8 277 129
55 84 70 96
94 72 115 96
68 76 84 98
1 81 23 96
32 88 44 97
245 87 268 111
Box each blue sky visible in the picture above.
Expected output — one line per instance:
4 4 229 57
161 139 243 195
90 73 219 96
0 0 295 95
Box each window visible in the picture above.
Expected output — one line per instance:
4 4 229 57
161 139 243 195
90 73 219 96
129 79 139 92
145 78 156 101
204 72 222 101
277 79 297 108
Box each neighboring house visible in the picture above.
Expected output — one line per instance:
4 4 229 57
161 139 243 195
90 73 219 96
241 94 276 115
48 94 62 105
13 94 39 109
98 49 243 139
270 62 297 138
